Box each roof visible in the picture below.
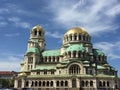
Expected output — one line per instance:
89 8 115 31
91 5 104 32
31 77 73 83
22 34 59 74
26 47 40 54
32 65 56 70
93 49 105 56
42 50 60 56
0 71 15 75
66 44 85 52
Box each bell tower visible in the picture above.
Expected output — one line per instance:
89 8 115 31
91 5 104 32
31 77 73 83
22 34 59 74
20 25 45 72
29 25 45 51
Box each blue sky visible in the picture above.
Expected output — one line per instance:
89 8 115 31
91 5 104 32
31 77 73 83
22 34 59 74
0 0 120 76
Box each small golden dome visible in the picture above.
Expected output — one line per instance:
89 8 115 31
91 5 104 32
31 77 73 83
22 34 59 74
31 25 44 32
64 27 89 36
18 72 27 77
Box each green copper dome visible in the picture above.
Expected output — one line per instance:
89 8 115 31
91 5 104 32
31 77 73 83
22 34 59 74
66 44 85 52
93 49 105 56
26 47 40 54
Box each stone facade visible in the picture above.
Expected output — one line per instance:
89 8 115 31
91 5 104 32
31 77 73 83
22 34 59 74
14 25 120 90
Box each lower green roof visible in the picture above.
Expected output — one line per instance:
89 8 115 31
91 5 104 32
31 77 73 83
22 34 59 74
32 65 56 70
26 47 40 54
93 49 105 56
42 50 60 56
66 44 85 52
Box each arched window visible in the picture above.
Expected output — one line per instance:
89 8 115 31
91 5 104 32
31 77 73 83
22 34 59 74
47 81 49 86
79 34 81 40
107 81 109 87
34 30 37 35
81 81 84 87
35 81 38 87
39 31 41 36
83 36 85 41
44 70 47 75
61 81 64 86
69 64 80 74
26 81 29 87
49 57 51 62
73 51 76 58
86 81 89 86
43 81 45 86
53 56 55 62
51 81 53 86
65 81 68 86
68 52 71 58
57 57 59 62
90 81 93 87
103 81 105 87
72 79 76 88
56 81 59 86
74 34 77 40
78 51 81 58
99 81 102 87
69 34 72 41
39 81 41 86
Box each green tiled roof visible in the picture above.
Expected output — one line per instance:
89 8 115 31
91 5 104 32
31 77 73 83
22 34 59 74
32 65 56 70
66 44 85 52
29 39 38 42
42 50 60 56
26 47 40 54
93 49 105 56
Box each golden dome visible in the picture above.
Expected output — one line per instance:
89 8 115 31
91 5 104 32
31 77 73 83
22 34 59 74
64 27 89 36
31 25 44 32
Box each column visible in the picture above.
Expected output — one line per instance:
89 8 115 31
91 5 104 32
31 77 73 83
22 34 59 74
76 51 79 58
21 78 25 88
29 80 31 88
72 34 74 41
71 52 73 58
47 57 49 62
53 80 56 88
77 34 79 41
76 78 80 88
14 79 18 88
33 55 36 69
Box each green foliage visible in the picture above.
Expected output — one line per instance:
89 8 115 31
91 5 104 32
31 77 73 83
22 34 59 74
0 78 14 88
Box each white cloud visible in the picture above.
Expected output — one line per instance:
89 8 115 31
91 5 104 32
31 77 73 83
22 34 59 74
106 4 120 17
0 55 21 71
94 41 120 60
48 0 120 35
0 52 24 71
5 33 20 37
45 31 63 38
8 17 31 29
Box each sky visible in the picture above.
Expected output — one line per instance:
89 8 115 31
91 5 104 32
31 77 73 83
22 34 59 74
0 0 120 76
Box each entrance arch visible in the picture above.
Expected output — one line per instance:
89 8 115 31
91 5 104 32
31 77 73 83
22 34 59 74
72 78 76 88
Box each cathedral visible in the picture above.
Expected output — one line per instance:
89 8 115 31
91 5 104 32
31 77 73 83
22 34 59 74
14 25 120 90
